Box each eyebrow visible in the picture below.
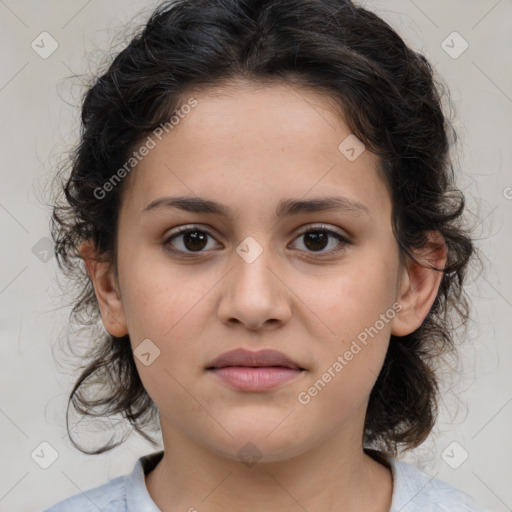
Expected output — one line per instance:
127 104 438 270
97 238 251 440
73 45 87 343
142 195 369 218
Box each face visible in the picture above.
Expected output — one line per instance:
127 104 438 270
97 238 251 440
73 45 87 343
100 80 410 462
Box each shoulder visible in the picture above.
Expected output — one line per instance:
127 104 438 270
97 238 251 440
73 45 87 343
42 475 127 512
41 451 163 512
389 458 494 512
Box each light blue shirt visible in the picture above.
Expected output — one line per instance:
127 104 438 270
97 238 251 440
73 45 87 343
43 451 494 511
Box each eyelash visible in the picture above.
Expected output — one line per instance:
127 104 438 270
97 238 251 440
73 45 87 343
162 224 351 257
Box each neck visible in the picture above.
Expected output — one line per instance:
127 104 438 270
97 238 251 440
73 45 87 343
145 420 393 512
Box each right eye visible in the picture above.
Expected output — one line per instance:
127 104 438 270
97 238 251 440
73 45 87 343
163 226 222 254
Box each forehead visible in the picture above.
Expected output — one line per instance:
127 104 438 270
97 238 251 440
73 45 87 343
120 80 390 220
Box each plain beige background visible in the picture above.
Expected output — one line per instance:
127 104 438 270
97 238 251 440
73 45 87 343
0 1 511 511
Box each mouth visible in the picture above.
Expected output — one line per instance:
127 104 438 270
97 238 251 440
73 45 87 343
206 348 306 391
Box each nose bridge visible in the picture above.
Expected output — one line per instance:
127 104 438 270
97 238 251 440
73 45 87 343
218 234 291 329
232 234 278 297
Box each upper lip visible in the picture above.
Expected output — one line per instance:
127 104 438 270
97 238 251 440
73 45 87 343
207 348 304 370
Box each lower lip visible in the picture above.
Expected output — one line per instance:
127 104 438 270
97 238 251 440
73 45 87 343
208 366 304 391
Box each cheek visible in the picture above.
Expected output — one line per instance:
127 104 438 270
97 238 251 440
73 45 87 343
300 252 399 377
305 256 398 330
117 245 210 337
119 265 220 400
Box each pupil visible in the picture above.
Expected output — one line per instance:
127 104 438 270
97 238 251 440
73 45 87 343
184 231 207 251
305 232 328 251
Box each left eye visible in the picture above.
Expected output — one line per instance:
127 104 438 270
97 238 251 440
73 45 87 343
290 228 349 253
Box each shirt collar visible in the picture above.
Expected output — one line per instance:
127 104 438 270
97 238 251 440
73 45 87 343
126 451 164 512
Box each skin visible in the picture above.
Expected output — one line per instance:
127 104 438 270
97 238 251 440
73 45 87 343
82 80 446 512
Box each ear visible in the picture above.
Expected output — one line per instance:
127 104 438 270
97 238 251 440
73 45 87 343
79 240 129 338
391 231 447 337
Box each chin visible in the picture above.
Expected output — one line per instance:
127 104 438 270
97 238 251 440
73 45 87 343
213 440 306 465
201 422 312 465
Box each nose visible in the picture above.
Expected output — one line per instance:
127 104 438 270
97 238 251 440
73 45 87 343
217 240 292 331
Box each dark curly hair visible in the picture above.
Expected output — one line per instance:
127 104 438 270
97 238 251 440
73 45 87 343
51 0 475 456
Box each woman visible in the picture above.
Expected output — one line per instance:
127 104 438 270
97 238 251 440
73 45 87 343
45 0 494 510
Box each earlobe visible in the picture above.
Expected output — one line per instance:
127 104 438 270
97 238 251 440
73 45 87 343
79 240 129 338
390 231 447 337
